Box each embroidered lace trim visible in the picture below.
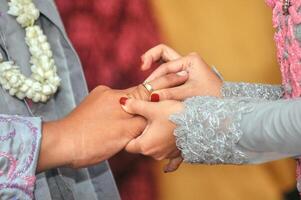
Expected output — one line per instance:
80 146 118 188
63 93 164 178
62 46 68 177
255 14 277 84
221 82 284 100
170 96 255 164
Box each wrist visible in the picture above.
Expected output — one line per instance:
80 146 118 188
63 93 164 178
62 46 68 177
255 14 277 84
37 120 74 172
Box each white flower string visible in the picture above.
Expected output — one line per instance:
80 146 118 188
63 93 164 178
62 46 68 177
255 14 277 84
0 0 61 103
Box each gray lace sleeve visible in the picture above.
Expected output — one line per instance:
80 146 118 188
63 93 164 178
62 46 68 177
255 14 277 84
170 96 301 165
221 82 284 100
170 96 257 164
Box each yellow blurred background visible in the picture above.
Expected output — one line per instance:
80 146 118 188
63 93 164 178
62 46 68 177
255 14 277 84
151 0 296 199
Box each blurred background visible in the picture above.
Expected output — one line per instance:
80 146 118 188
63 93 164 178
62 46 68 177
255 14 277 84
55 0 298 199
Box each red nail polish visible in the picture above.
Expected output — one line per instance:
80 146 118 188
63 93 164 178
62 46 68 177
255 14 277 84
151 93 160 102
119 97 128 105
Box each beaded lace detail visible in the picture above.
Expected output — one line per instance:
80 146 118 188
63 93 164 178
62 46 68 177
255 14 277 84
170 96 256 164
222 82 284 100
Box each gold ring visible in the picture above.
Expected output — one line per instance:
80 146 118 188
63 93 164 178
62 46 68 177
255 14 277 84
142 82 154 93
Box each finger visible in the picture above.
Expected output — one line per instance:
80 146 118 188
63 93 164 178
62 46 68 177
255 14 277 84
141 44 181 71
147 72 188 93
93 85 111 93
167 149 182 159
151 85 192 101
125 138 141 154
126 116 147 138
125 123 150 154
120 98 156 119
127 71 188 102
145 58 190 82
123 86 136 93
163 156 183 173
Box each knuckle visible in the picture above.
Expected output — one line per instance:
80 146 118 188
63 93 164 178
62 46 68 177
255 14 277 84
129 85 151 101
164 74 176 83
189 52 198 56
141 146 157 158
158 43 167 49
124 128 136 139
154 156 164 161
156 155 165 161
140 144 150 155
93 85 110 93
138 85 150 100
188 53 202 62
162 89 171 100
97 85 110 90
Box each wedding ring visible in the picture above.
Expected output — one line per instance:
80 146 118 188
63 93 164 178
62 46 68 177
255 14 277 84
142 82 154 93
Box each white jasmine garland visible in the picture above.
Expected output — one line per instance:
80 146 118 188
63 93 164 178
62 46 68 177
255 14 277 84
0 0 61 103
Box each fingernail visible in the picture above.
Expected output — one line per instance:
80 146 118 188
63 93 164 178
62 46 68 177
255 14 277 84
163 167 168 173
151 93 160 102
119 97 128 105
164 168 171 173
176 70 188 76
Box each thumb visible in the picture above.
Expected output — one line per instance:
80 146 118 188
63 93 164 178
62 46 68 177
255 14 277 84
125 124 150 153
125 138 141 154
126 116 147 139
141 44 181 71
120 98 155 119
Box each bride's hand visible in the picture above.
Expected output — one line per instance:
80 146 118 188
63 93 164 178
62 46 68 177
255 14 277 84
120 96 184 173
141 44 222 101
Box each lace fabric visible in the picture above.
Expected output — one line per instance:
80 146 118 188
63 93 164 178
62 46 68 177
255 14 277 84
170 96 256 164
221 82 284 100
0 114 42 200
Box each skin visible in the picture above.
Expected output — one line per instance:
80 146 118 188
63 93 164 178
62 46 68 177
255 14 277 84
36 71 188 172
122 99 184 172
37 43 221 173
122 44 222 172
142 44 222 99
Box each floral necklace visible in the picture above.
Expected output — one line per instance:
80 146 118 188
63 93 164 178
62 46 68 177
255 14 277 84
0 0 60 103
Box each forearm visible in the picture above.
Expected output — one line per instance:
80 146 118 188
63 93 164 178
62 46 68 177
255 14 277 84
237 99 301 163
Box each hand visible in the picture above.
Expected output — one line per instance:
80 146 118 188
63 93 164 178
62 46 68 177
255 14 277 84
38 86 146 171
120 97 184 173
126 69 188 102
141 44 223 101
37 72 188 172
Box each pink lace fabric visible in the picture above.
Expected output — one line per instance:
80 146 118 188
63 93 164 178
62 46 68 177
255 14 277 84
266 0 301 194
